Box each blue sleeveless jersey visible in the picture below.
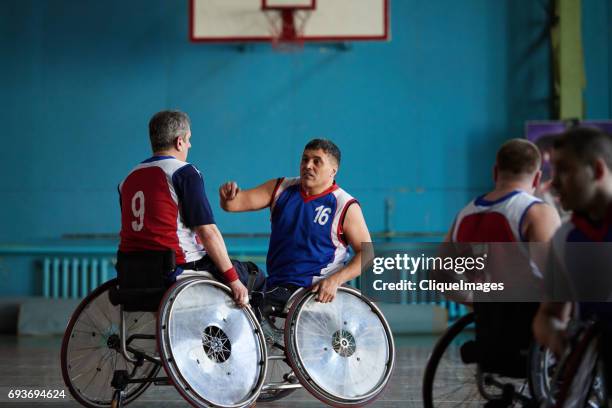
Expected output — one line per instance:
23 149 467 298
266 177 358 287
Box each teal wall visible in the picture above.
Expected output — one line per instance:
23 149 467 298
583 0 612 119
0 0 610 296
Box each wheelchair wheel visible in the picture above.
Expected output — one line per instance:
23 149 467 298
284 287 395 407
61 279 160 408
423 312 533 407
423 312 485 408
552 323 605 408
528 343 558 405
157 278 267 408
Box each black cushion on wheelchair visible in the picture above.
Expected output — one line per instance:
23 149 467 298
108 250 175 312
264 285 299 307
251 285 299 322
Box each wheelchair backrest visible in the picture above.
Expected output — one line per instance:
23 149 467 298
108 250 176 312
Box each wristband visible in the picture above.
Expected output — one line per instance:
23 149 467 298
223 266 239 283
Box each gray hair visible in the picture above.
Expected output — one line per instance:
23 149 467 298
148 110 191 152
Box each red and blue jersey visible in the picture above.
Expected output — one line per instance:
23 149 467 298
549 208 612 320
551 210 612 390
118 156 215 264
553 211 612 243
452 190 543 243
266 177 358 287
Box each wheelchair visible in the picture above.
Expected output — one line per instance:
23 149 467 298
422 303 551 408
543 318 608 408
61 250 396 407
254 284 396 406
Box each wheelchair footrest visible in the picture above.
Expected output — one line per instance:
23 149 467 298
283 373 299 384
154 378 171 386
261 382 302 391
484 386 514 408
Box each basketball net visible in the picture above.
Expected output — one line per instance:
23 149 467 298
263 8 312 52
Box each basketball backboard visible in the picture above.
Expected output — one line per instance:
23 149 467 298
190 0 389 44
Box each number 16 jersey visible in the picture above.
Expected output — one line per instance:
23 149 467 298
118 156 215 264
266 177 358 287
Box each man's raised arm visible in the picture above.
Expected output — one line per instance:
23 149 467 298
219 179 279 212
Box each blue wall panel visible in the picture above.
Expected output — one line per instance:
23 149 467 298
583 0 611 119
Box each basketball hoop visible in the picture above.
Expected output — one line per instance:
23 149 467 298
263 7 312 51
190 0 389 48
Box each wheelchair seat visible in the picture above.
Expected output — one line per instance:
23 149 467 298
108 250 176 312
250 284 299 324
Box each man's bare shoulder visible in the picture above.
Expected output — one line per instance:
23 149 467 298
523 201 562 241
526 201 560 223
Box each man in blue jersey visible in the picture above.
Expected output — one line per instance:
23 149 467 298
533 127 612 392
219 139 371 304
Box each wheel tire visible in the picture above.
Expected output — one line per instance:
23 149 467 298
422 312 485 408
527 343 558 405
60 279 160 408
284 287 395 407
157 277 267 408
552 324 604 408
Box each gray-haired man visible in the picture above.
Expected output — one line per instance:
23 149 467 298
118 110 264 306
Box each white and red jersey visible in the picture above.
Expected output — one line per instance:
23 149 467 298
451 190 543 242
118 156 215 264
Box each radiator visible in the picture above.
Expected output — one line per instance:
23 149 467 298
40 255 467 320
42 257 116 298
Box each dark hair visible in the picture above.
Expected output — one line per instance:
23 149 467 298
148 110 191 152
534 134 559 152
554 126 612 170
304 138 341 165
496 139 541 176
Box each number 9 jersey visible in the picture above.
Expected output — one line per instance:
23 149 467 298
266 177 358 287
118 156 215 264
